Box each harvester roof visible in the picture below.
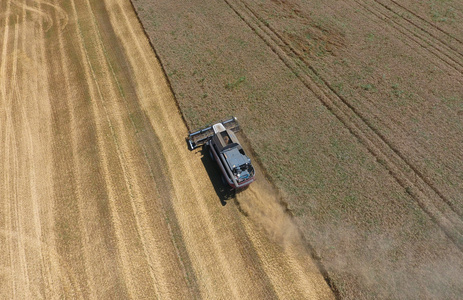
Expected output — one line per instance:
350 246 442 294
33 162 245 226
223 147 250 170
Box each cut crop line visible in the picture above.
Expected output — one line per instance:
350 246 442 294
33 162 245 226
69 0 138 298
35 0 69 296
19 0 49 296
92 1 199 296
71 0 171 297
17 4 50 294
225 0 463 252
0 228 79 298
235 205 302 299
0 1 8 292
85 1 197 297
36 6 88 298
19 0 47 297
5 129 15 300
0 0 11 107
3 4 16 295
81 0 175 297
11 15 33 299
53 0 97 297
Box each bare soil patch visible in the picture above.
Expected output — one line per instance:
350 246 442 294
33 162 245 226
132 0 463 298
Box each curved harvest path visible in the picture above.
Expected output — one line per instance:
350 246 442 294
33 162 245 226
0 0 333 298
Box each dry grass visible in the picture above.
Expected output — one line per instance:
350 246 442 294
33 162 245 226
133 0 463 298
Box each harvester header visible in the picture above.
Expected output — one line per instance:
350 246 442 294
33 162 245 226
187 116 240 150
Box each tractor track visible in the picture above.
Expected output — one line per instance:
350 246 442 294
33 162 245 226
352 0 463 78
320 1 463 213
346 0 463 196
225 0 463 252
241 0 463 215
290 0 463 199
383 0 463 47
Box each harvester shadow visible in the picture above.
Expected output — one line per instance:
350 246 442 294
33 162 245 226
199 146 235 206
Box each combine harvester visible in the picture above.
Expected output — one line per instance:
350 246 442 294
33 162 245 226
188 117 255 189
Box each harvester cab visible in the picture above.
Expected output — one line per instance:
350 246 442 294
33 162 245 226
187 117 255 189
